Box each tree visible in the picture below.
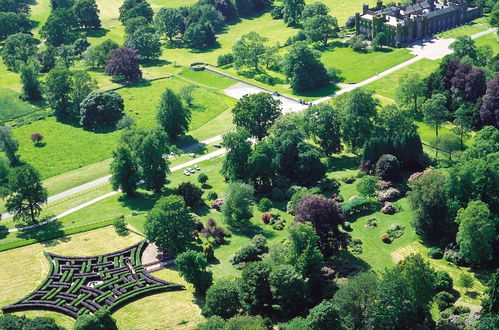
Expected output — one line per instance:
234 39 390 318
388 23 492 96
19 61 42 101
73 0 101 30
480 75 499 129
221 129 251 182
294 142 326 186
203 280 241 319
408 170 451 242
137 129 170 193
459 273 474 292
295 194 349 257
155 7 184 41
73 307 117 330
302 2 329 19
222 182 254 228
0 125 19 165
1 33 39 71
269 264 307 317
376 104 416 136
233 32 268 71
176 250 213 294
372 31 386 49
248 139 276 190
73 314 100 330
456 201 495 265
79 91 124 129
0 12 24 41
110 145 139 196
41 8 76 47
339 88 379 153
84 39 119 68
224 316 267 330
44 67 74 119
183 22 216 49
397 254 436 311
50 0 74 9
6 164 48 224
124 16 150 36
482 270 499 316
306 300 343 330
303 103 342 156
282 0 305 26
125 27 162 59
179 85 196 107
156 88 191 139
450 36 478 61
73 38 91 57
238 262 272 315
375 154 400 181
0 314 26 330
105 47 142 82
70 70 97 119
144 195 195 255
119 0 154 23
452 102 474 148
357 175 379 198
304 15 339 47
395 73 427 115
283 41 329 92
371 268 419 328
333 271 378 330
175 182 204 207
55 44 75 68
232 92 282 140
422 93 449 161
450 62 486 103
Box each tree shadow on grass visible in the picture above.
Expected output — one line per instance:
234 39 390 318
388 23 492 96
140 59 171 68
16 220 70 247
465 291 479 299
0 225 8 240
118 192 159 213
85 28 110 39
328 154 361 172
230 224 277 240
174 135 200 149
328 250 371 276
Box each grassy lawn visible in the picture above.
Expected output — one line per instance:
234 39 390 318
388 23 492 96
321 43 415 83
313 0 376 27
435 18 490 39
475 32 499 54
363 58 440 100
0 89 38 122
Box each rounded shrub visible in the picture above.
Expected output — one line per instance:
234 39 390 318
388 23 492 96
427 247 444 259
258 198 272 212
375 154 400 181
198 173 209 184
435 291 457 311
207 191 218 200
434 270 454 293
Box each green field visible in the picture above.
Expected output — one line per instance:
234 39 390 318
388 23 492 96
435 17 490 39
475 32 499 54
364 58 440 100
321 44 415 83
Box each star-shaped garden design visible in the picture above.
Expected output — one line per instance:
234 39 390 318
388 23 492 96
2 240 184 319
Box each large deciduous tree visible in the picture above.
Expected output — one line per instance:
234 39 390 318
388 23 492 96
110 145 139 196
338 88 379 153
232 92 281 140
73 0 101 30
5 164 48 224
125 27 162 59
303 103 342 156
421 93 449 161
137 129 170 193
156 88 191 140
232 32 268 71
41 8 77 47
119 0 154 23
408 170 451 243
105 47 142 82
283 41 329 92
44 67 73 119
182 22 216 49
304 14 339 47
238 262 272 315
203 280 241 319
79 91 124 129
269 264 307 317
306 300 343 330
221 129 252 182
144 195 195 255
248 139 276 191
294 194 349 257
19 61 42 101
282 0 305 26
395 73 427 115
1 33 39 71
456 201 496 266
154 7 184 41
175 250 213 294
222 182 254 228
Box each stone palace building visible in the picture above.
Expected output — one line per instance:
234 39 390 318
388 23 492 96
355 0 483 46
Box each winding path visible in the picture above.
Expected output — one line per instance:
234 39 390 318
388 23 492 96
1 27 496 234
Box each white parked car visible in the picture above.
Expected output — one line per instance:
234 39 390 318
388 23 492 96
188 167 195 174
194 165 200 171
183 170 190 176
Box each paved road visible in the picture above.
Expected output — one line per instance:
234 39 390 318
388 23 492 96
2 27 495 232
1 148 226 233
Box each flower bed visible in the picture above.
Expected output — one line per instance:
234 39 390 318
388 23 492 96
1 240 184 319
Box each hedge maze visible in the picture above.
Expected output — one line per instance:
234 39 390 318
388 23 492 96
2 241 183 318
